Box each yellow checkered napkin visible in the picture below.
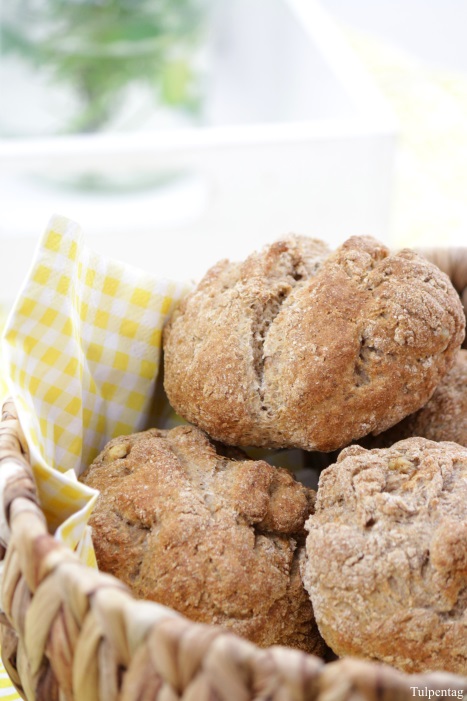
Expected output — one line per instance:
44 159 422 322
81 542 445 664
1 214 189 554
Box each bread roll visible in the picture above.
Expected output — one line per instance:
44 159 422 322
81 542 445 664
81 425 326 654
163 235 465 451
303 438 467 673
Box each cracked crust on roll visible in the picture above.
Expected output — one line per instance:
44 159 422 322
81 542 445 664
81 425 326 655
163 235 465 451
303 437 467 674
362 349 467 448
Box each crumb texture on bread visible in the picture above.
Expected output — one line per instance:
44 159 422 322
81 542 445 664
163 235 465 451
303 437 467 673
81 425 326 655
364 349 467 448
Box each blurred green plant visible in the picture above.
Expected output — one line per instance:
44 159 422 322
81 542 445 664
1 0 206 133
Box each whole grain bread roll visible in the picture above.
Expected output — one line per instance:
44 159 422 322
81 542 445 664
163 235 465 452
362 349 467 448
81 425 326 655
302 438 467 674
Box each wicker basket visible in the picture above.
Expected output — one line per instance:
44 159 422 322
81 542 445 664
0 248 467 701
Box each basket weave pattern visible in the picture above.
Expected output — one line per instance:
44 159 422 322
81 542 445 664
0 249 467 700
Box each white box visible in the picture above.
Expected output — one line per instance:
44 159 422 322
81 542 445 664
0 0 397 303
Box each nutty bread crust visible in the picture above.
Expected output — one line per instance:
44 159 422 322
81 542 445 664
303 438 467 673
363 349 467 448
163 235 465 451
81 425 326 654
